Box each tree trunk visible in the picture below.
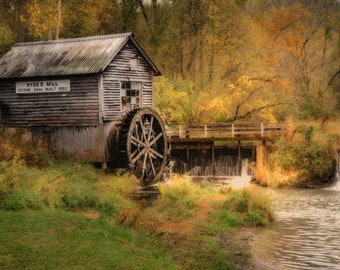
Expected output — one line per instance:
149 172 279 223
55 0 62 40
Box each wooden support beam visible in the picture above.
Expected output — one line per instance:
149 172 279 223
256 140 266 177
212 142 215 176
186 144 190 171
238 140 241 176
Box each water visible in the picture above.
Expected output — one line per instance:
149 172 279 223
253 181 340 269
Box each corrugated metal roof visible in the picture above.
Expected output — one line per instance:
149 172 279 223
0 33 161 79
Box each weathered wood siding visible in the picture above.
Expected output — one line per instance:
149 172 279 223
0 76 99 127
102 41 153 121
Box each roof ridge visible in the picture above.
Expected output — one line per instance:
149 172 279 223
14 32 133 47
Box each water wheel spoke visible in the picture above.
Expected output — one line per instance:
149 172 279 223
138 118 149 144
131 147 147 165
141 150 149 179
130 134 146 148
149 147 164 160
147 154 157 178
130 148 141 160
149 132 163 147
146 116 154 143
133 124 144 143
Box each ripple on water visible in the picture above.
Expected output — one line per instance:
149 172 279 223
253 185 340 270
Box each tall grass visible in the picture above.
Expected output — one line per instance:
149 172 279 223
0 159 139 220
211 187 274 228
150 174 274 229
0 126 140 222
156 174 212 221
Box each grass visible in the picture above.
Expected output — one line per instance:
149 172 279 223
156 174 213 221
0 210 175 270
0 126 274 269
215 187 274 228
0 156 139 221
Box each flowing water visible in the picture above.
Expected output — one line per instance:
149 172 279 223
253 178 340 269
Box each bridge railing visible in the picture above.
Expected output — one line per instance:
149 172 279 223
166 123 285 140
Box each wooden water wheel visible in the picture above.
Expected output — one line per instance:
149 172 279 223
118 108 168 186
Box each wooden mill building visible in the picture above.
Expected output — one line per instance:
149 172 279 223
0 33 168 185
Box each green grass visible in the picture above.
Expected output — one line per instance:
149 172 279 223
220 187 273 227
0 158 139 221
0 127 274 269
206 187 274 231
156 174 209 221
0 210 176 270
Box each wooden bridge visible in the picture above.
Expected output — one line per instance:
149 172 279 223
165 123 286 177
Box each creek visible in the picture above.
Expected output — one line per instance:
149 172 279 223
253 174 340 269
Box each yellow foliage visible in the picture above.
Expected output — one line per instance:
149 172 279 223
20 0 58 40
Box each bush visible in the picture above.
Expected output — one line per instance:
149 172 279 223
215 187 273 227
156 174 205 221
0 126 55 167
263 123 337 187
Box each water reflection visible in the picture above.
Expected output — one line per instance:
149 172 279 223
253 182 340 269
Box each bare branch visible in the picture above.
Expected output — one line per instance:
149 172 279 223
226 102 289 122
249 76 278 84
327 69 340 87
135 0 149 27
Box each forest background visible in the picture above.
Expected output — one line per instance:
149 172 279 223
0 0 339 125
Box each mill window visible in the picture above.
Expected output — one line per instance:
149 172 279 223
121 81 141 114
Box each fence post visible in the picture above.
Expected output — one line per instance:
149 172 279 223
179 125 182 138
232 124 235 137
204 124 207 138
261 122 264 137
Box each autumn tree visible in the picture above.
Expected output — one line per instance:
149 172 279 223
0 0 338 123
0 0 29 54
61 0 118 38
255 1 340 120
19 0 63 40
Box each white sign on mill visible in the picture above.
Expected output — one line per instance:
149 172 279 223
15 80 70 94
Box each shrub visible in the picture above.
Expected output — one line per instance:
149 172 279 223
215 187 273 228
263 123 337 187
156 174 203 221
0 126 55 167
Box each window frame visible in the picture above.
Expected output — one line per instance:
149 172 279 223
120 81 142 114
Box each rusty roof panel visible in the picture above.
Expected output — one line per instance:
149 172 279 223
0 33 160 79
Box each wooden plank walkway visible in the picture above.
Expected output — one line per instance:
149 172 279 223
167 123 285 142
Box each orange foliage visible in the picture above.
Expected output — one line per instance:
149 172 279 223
260 3 310 58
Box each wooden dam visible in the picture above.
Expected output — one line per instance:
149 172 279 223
166 123 285 179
